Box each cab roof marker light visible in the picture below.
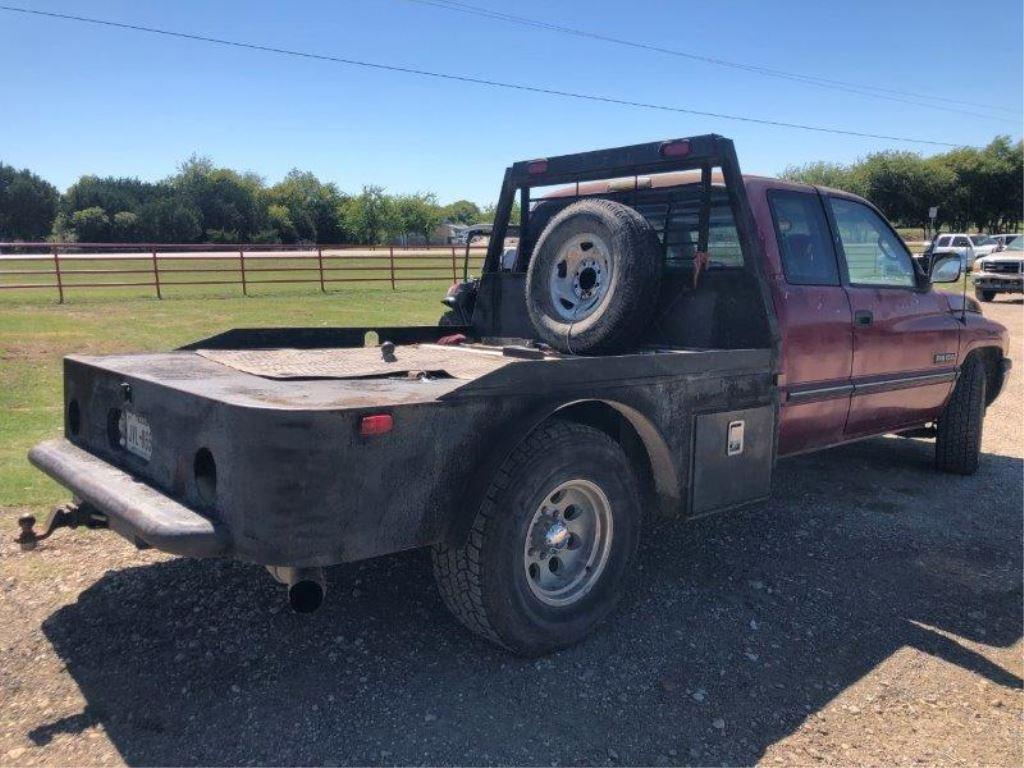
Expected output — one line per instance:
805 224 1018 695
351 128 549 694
527 159 549 175
659 139 691 158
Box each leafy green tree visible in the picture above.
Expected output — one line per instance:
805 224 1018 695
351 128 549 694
340 185 399 244
111 211 141 242
138 198 202 242
442 199 482 225
851 151 955 229
267 203 297 243
780 161 862 194
269 169 348 243
70 206 110 242
172 155 269 242
0 163 59 240
62 175 160 218
481 200 521 225
395 192 443 244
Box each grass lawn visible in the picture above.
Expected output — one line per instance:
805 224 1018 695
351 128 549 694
0 283 445 519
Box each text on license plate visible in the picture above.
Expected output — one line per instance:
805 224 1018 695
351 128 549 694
123 411 153 460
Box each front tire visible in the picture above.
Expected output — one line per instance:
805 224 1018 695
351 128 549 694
974 288 995 302
432 420 641 656
935 355 986 475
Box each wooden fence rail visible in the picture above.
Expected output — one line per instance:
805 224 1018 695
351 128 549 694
0 243 489 303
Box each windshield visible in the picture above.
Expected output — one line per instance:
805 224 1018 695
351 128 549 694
1006 238 1023 252
970 235 995 246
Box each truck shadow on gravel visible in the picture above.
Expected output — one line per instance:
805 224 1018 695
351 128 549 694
35 436 1023 766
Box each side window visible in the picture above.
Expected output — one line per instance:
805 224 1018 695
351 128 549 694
952 236 970 248
768 191 840 285
936 235 951 247
829 198 916 288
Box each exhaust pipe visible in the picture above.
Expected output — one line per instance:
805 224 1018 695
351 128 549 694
266 566 326 613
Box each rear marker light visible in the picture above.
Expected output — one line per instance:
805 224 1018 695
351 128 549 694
527 159 549 175
360 414 394 437
659 140 691 158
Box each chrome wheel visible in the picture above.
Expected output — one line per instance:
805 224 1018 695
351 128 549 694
523 479 614 606
547 233 612 322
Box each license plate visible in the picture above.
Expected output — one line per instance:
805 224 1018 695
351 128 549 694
123 411 152 461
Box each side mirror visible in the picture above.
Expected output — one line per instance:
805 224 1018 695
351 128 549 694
930 255 962 284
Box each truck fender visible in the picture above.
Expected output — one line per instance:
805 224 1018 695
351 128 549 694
439 398 680 549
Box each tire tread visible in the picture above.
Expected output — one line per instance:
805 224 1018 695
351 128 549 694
935 354 986 474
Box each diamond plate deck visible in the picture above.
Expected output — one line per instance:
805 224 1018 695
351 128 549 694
195 345 518 380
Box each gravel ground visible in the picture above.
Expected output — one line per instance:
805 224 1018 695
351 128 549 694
1 301 1021 767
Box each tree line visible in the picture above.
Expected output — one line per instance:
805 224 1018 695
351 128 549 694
0 156 500 245
782 135 1022 234
2 136 1020 245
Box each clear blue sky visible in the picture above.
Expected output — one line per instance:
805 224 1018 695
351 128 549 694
1 0 1021 205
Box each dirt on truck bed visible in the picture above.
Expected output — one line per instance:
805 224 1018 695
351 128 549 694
2 302 1021 767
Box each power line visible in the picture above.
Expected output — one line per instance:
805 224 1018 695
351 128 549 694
403 0 1018 120
0 4 964 147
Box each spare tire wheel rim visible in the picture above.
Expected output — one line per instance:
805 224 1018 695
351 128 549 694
523 479 614 606
548 233 613 323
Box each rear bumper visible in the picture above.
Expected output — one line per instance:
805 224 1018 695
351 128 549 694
28 439 229 558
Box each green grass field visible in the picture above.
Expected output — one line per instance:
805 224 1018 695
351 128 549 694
0 283 445 519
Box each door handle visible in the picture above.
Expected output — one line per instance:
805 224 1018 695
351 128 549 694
854 310 873 326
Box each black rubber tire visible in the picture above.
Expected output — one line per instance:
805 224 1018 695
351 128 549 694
438 310 461 326
525 199 662 354
431 420 641 656
974 287 995 302
935 354 986 475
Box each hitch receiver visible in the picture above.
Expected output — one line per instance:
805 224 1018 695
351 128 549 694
16 503 108 551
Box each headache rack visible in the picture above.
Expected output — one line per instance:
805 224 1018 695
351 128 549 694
474 134 780 357
486 135 757 274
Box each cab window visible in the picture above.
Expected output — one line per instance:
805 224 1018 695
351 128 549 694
828 197 916 288
952 236 970 248
663 186 743 269
768 190 839 285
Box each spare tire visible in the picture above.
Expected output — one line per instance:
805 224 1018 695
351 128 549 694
525 199 662 353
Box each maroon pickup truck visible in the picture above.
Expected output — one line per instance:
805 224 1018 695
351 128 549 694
24 135 1011 656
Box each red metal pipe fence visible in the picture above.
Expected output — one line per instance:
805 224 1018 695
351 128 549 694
0 242 489 302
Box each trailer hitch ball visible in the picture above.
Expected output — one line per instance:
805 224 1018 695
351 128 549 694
16 514 38 551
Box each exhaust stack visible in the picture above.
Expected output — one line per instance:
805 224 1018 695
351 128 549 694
266 566 326 613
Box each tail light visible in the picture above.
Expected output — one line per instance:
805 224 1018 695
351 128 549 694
359 414 393 437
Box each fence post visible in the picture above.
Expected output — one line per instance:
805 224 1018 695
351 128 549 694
317 247 326 293
389 246 396 290
451 246 457 283
52 247 64 304
239 248 248 296
152 248 162 299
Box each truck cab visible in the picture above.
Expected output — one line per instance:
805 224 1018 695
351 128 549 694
506 172 1010 458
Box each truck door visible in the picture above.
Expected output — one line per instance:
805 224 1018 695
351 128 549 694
767 189 853 455
826 196 960 437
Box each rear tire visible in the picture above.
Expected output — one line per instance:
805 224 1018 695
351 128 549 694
432 420 641 656
935 355 986 475
525 199 662 354
974 288 995 302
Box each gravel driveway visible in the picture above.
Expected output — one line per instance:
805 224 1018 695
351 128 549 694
2 302 1021 767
